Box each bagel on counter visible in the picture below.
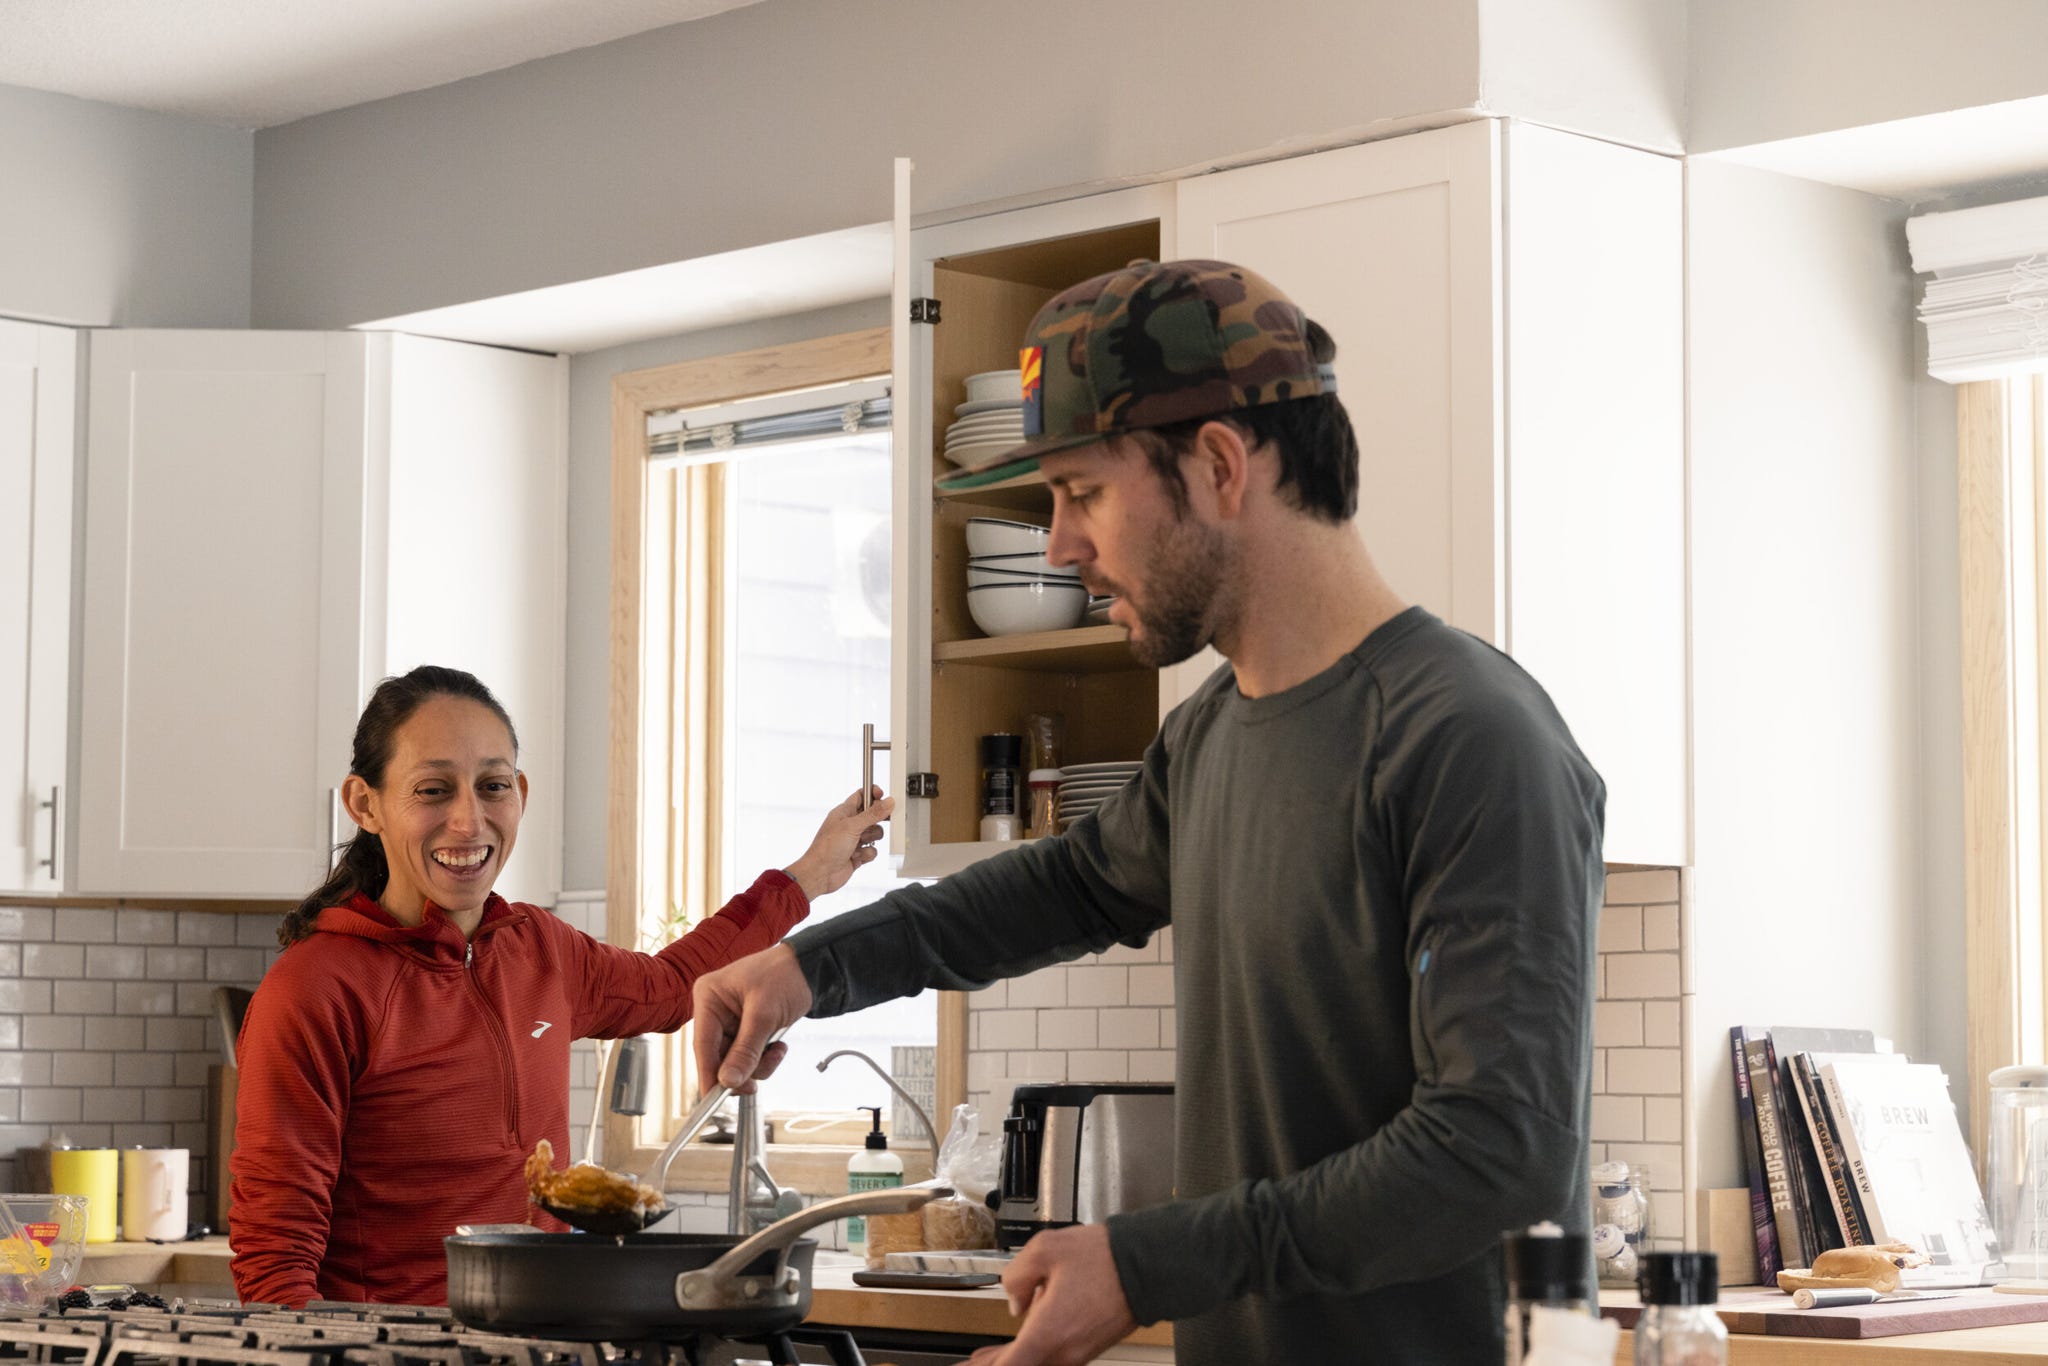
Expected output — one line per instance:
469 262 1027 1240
1775 1242 1930 1294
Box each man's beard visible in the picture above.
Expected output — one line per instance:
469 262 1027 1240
1091 515 1234 669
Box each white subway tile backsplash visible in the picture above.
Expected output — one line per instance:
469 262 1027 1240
0 1055 24 1086
1592 1095 1644 1142
1006 968 1068 1009
1096 938 1159 965
0 907 53 941
1605 953 1681 1001
1097 1009 1159 1050
1067 967 1128 1008
22 1017 81 1052
145 1018 204 1052
144 1088 204 1124
116 910 177 945
206 948 269 983
1607 1048 1683 1095
1606 869 1680 903
1127 965 1174 1006
1036 1009 1099 1051
83 1017 143 1052
54 980 113 1015
1644 1098 1682 1143
85 1089 143 1123
1007 1052 1067 1080
146 948 206 980
1594 1001 1644 1049
969 981 1007 1010
22 944 83 979
0 946 19 977
58 910 116 944
978 1010 1037 1052
50 1053 110 1088
20 1089 80 1124
177 913 240 946
116 983 175 1016
1643 1001 1680 1049
1067 1051 1129 1081
1597 905 1643 954
116 1053 175 1088
0 1019 19 1049
1642 905 1680 952
237 916 282 948
87 945 147 978
1129 1050 1176 1083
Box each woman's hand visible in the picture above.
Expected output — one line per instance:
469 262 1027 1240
782 786 894 901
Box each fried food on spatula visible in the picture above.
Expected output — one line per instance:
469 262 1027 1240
524 1138 665 1219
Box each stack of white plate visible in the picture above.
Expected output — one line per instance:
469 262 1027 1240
1056 761 1143 824
966 517 1087 635
944 369 1025 471
1085 594 1117 625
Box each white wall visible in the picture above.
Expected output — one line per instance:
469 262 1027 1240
1685 157 1959 1191
1477 0 1688 152
558 298 888 892
0 83 253 328
249 0 1488 329
1690 0 2048 155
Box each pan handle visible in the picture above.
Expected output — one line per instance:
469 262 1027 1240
673 1185 951 1310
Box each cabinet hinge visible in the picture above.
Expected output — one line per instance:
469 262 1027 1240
910 298 942 325
906 773 939 798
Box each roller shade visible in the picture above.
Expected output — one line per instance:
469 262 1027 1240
647 377 890 465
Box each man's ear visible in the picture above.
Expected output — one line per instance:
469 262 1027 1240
341 774 380 835
1190 420 1253 519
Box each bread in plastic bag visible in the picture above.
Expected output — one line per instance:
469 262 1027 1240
919 1103 998 1252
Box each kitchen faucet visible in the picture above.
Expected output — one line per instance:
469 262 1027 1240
815 1049 939 1148
728 1090 804 1234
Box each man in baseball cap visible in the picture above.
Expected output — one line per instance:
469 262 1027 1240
695 260 1605 1366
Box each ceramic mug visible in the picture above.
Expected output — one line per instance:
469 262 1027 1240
48 1149 118 1243
119 1148 189 1242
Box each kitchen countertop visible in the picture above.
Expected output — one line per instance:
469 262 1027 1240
1601 1288 2048 1363
78 1237 1175 1348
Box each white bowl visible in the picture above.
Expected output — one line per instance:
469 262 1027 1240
965 517 1050 557
967 580 1087 636
964 369 1024 405
968 551 1076 578
967 563 1080 588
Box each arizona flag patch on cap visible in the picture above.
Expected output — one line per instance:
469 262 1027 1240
1019 345 1044 437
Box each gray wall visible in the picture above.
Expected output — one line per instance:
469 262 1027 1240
559 298 888 892
0 83 253 328
1689 0 2048 153
249 0 1485 328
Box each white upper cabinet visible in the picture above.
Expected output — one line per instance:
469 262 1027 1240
1176 120 1687 867
0 320 80 893
79 331 567 901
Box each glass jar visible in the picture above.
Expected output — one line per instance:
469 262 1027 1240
1988 1064 2048 1278
1634 1252 1725 1366
979 733 1023 841
1592 1160 1652 1286
1025 769 1062 839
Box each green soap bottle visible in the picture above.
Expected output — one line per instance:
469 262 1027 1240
846 1105 903 1258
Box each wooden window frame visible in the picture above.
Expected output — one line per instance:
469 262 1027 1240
605 326 944 1192
1960 375 2048 1168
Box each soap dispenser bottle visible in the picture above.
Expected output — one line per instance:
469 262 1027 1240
846 1105 904 1258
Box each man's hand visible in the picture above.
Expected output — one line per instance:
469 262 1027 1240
966 1224 1138 1366
691 944 814 1092
783 787 895 901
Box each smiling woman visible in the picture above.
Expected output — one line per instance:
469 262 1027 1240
227 664 892 1310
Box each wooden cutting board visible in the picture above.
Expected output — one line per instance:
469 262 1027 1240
1603 1288 2048 1339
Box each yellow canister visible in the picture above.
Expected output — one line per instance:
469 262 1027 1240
48 1150 118 1243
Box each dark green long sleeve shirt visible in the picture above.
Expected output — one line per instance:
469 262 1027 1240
789 606 1606 1364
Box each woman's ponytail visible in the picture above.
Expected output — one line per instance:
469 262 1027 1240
278 827 389 947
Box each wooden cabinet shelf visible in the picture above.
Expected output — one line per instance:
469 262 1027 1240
934 624 1133 671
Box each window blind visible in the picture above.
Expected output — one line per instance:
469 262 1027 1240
646 377 890 465
1909 195 2048 384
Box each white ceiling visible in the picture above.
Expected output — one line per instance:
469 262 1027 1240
0 0 768 128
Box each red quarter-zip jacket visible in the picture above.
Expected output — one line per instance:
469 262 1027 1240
229 870 806 1308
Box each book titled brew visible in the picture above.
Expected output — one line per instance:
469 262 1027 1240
1821 1059 2001 1287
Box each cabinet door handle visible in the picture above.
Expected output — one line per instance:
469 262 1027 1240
36 786 59 882
861 724 889 811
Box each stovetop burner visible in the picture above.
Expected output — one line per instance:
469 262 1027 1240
0 1302 865 1366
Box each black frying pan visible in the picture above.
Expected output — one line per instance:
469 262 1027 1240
445 1185 945 1341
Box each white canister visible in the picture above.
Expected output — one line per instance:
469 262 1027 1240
120 1148 189 1242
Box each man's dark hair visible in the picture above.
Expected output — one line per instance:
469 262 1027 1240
1122 320 1358 523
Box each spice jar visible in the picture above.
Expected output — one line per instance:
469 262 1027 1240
1592 1160 1652 1286
979 733 1023 841
1502 1222 1594 1364
1633 1252 1725 1366
1025 769 1062 839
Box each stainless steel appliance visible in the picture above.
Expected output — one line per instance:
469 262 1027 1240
994 1083 1174 1250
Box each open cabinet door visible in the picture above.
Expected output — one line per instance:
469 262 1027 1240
888 155 924 860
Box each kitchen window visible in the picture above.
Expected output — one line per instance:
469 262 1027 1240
1958 373 2048 1156
606 328 943 1187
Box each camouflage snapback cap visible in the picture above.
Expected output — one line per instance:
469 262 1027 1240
933 258 1336 491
